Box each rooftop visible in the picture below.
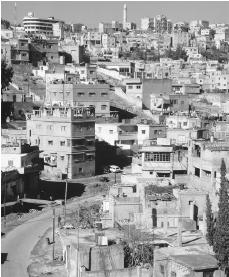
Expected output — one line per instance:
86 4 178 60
170 254 218 270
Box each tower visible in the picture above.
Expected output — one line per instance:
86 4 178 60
123 4 127 29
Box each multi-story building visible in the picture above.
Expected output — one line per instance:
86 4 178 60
137 122 167 145
187 138 229 209
26 106 95 180
95 122 138 152
29 38 59 66
141 17 154 31
45 73 111 117
124 78 143 100
52 22 64 40
1 140 43 201
172 30 190 48
10 38 30 64
23 12 62 36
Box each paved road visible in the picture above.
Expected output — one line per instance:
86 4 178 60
1 194 103 277
1 210 53 277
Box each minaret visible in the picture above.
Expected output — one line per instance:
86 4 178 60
123 4 127 29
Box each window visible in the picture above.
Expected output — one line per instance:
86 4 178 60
128 85 133 89
183 122 187 126
61 126 66 132
22 53 27 57
47 125 53 131
78 92 84 96
109 130 114 134
60 156 64 161
145 152 170 162
79 167 83 173
48 140 53 146
89 92 96 96
8 160 14 166
154 130 158 134
60 141 65 146
101 93 108 96
51 56 53 59
136 85 141 89
67 139 71 147
141 130 146 134
101 105 107 110
195 167 200 177
171 272 177 277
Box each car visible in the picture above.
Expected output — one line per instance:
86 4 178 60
109 165 122 173
62 223 75 230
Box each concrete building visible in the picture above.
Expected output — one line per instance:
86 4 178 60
45 73 110 117
26 106 95 180
52 22 64 39
61 44 85 64
23 12 62 36
1 140 43 200
124 78 143 100
141 17 154 30
187 138 229 208
166 115 201 130
29 38 59 66
154 246 218 277
10 38 30 64
172 30 190 48
95 122 138 155
137 122 167 145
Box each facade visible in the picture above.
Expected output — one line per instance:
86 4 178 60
26 106 95 180
1 140 43 200
29 38 59 66
10 38 30 64
45 73 110 117
52 22 64 39
137 123 167 145
95 122 138 150
125 78 143 100
23 12 61 36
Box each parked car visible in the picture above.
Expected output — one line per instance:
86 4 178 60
109 165 122 173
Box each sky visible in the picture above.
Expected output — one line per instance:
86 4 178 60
1 1 229 28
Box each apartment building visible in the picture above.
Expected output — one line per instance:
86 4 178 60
26 106 95 180
187 138 229 206
23 12 61 36
1 140 43 200
45 73 111 117
95 122 138 151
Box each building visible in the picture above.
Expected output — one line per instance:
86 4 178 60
154 246 218 277
172 30 190 48
124 78 143 100
61 44 85 64
52 22 64 40
1 140 43 201
26 106 95 180
141 18 154 31
137 122 167 145
23 12 62 36
45 73 110 117
10 38 30 64
95 122 138 153
29 38 59 66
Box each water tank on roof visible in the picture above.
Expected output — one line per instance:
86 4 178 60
28 12 34 17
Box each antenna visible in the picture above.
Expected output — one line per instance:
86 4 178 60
14 2 17 38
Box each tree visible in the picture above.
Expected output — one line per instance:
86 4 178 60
213 159 229 271
1 60 13 91
1 19 11 29
206 194 214 246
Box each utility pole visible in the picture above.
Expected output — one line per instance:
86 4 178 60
52 208 56 260
64 154 70 225
4 171 7 227
74 207 80 277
